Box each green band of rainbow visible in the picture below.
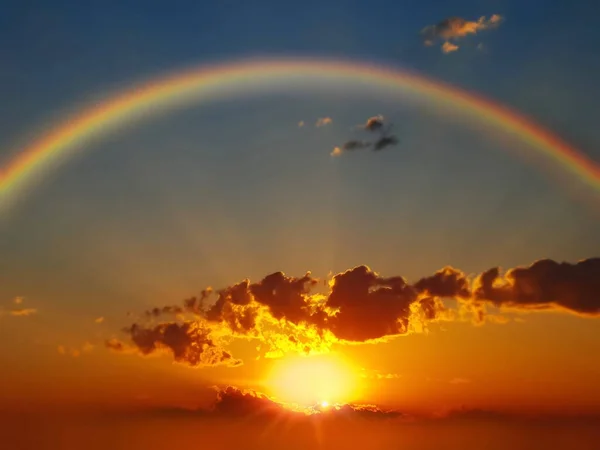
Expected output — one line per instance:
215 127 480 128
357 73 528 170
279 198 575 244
1 57 599 211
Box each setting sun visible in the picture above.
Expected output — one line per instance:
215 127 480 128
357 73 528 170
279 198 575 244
267 355 357 406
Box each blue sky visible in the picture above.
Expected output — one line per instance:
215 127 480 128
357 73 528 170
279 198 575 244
0 0 599 370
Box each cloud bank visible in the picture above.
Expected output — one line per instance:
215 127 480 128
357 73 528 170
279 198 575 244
107 258 600 367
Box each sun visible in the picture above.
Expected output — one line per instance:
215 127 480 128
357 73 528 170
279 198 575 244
267 354 357 406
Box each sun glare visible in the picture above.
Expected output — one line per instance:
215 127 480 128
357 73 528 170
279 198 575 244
268 355 357 406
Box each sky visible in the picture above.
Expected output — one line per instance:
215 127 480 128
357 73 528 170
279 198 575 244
1 1 600 449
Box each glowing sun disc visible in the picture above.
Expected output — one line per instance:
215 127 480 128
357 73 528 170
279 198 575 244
267 355 356 406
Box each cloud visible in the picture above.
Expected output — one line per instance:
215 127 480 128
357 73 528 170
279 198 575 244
330 140 371 157
332 116 399 156
315 117 333 127
372 135 399 151
474 258 600 315
7 308 37 317
422 15 503 53
362 115 385 132
107 258 600 367
331 147 343 157
144 305 184 318
57 342 94 357
442 42 459 53
116 321 242 367
105 338 127 352
156 386 405 420
1 297 38 318
95 316 104 324
298 120 305 127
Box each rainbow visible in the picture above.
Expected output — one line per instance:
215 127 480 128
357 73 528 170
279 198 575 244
1 57 599 211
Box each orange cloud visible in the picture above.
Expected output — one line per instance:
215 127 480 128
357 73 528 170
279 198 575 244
422 15 503 53
57 342 94 357
7 308 37 317
442 42 459 53
315 117 333 127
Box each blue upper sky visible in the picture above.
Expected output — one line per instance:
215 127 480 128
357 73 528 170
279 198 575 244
0 0 599 326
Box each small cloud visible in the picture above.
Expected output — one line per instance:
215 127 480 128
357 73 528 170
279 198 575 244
316 117 333 127
489 14 503 25
442 42 459 53
95 316 105 324
373 135 399 151
363 115 385 132
9 308 37 317
421 15 503 53
14 297 23 305
57 342 94 357
332 115 398 156
105 338 127 352
450 377 471 384
332 140 372 156
298 120 305 128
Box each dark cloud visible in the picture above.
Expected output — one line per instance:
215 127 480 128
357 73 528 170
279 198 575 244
211 386 285 417
474 258 600 315
326 266 415 341
342 140 372 151
116 321 241 367
174 386 406 420
250 271 319 324
144 305 183 318
372 135 399 151
205 280 258 334
422 15 503 53
414 267 471 298
332 116 399 156
108 258 600 366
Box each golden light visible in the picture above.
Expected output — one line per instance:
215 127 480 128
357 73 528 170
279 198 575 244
267 354 357 406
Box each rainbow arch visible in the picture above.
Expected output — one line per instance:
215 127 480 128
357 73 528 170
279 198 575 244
1 57 599 211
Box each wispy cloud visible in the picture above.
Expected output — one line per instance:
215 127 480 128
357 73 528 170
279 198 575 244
57 342 94 357
8 308 37 317
422 14 503 53
315 117 333 127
